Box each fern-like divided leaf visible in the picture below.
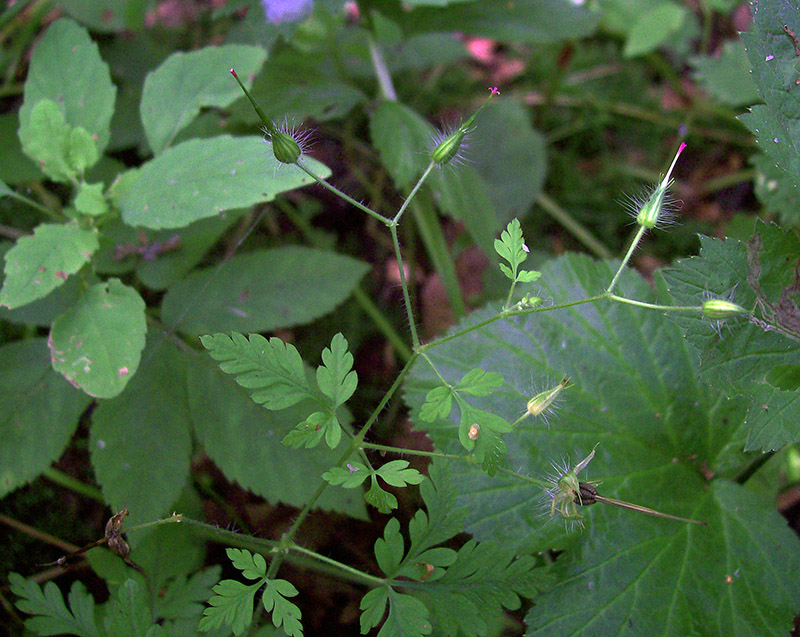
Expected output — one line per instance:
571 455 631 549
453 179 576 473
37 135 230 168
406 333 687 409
199 548 303 637
361 463 546 635
200 332 313 410
10 573 102 637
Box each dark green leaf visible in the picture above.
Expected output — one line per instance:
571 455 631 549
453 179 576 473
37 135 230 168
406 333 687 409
378 588 432 637
163 247 369 335
369 101 433 189
9 573 101 637
121 136 331 229
103 579 155 635
690 40 761 107
199 578 261 636
261 580 302 637
49 279 147 398
359 587 389 634
0 223 99 309
0 339 90 497
141 45 266 154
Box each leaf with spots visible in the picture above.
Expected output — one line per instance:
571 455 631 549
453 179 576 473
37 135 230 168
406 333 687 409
1 223 98 310
49 279 147 398
121 135 331 229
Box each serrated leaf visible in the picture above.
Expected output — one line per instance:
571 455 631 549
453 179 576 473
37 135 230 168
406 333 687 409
90 337 192 529
456 368 504 397
1 222 98 309
282 411 339 449
141 45 266 154
18 19 115 156
403 253 800 632
49 278 146 398
419 385 453 422
316 332 358 407
366 478 398 514
690 39 761 107
10 574 102 637
104 578 155 635
262 580 302 637
121 135 331 229
375 460 425 488
163 247 369 335
187 354 367 519
200 578 261 636
660 222 800 451
0 339 90 498
201 332 313 410
323 463 369 488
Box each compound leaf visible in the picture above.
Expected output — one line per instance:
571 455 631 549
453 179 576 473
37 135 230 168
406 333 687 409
10 573 101 637
261 580 302 637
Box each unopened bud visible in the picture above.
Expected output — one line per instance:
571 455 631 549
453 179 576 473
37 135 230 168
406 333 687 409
702 299 746 320
636 142 686 229
431 87 500 166
526 377 571 418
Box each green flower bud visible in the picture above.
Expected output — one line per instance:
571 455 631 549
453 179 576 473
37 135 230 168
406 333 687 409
526 377 571 418
702 299 746 320
431 87 500 166
636 142 686 229
268 128 302 165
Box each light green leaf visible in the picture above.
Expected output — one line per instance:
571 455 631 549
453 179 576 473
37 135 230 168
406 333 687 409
419 385 453 422
323 463 369 488
201 332 312 410
10 574 102 637
74 182 108 216
366 478 398 514
282 411 339 450
375 518 404 576
19 19 116 155
375 460 425 488
0 339 90 497
261 580 302 637
404 253 799 632
227 548 268 580
187 354 367 519
316 333 357 407
121 135 331 229
623 2 688 58
49 279 147 398
162 247 369 335
141 45 266 154
90 338 192 529
200 578 261 635
456 368 504 397
1 222 99 309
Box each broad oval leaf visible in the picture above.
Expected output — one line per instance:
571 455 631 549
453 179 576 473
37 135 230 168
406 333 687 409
161 246 369 336
1 223 98 310
121 135 330 229
141 45 266 154
90 337 192 530
0 339 90 497
19 19 116 156
404 253 800 634
49 279 147 398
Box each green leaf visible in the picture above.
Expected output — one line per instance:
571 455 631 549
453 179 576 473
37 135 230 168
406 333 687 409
187 354 367 518
365 478 398 514
379 588 432 637
739 1 800 191
375 460 425 488
163 247 369 335
458 402 511 474
90 337 192 529
10 573 102 637
359 587 389 634
375 518 405 576
227 548 268 580
103 579 155 635
1 222 99 309
322 462 369 488
623 2 688 57
456 368 504 397
18 19 116 155
369 101 433 190
200 578 261 636
419 385 453 422
660 222 800 451
57 0 146 32
282 410 339 449
49 278 147 398
18 99 99 182
141 45 266 154
0 113 40 184
751 152 799 225
261 580 302 637
0 339 90 497
316 333 358 407
399 0 598 43
690 39 761 107
201 332 312 409
121 135 331 229
403 253 800 632
74 182 109 216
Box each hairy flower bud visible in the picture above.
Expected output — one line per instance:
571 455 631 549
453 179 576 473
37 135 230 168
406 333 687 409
636 142 686 229
431 87 500 166
702 298 746 320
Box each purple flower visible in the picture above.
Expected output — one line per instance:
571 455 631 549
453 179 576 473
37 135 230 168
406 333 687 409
261 0 313 24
